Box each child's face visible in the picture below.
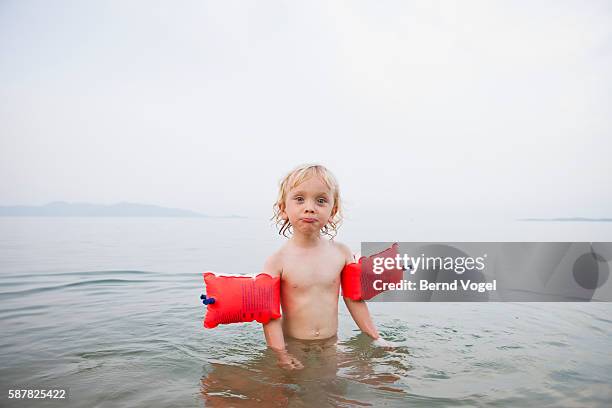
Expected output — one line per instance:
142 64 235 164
281 176 335 236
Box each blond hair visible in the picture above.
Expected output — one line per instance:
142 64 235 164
272 164 343 238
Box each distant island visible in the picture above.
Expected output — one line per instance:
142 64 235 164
0 202 245 218
519 217 612 222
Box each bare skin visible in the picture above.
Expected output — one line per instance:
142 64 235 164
263 176 387 370
276 239 345 340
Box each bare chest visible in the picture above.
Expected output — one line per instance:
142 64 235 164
281 255 344 291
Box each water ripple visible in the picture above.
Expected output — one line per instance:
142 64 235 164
0 279 151 298
0 270 158 279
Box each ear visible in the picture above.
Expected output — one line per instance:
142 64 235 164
329 202 338 220
279 205 288 220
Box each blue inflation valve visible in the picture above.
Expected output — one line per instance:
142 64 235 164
200 294 215 305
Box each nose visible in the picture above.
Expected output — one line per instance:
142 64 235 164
304 199 316 213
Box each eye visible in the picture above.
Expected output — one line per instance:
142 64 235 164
294 196 304 202
317 197 328 204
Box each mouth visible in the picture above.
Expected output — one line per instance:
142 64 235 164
301 218 317 223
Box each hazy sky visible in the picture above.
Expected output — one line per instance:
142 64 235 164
1 0 610 220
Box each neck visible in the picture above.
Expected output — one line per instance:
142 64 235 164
290 231 323 247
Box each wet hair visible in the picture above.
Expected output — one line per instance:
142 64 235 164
272 164 343 239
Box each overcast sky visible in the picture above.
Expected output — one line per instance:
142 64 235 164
1 0 610 220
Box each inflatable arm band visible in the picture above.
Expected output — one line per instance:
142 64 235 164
201 272 281 329
341 243 404 301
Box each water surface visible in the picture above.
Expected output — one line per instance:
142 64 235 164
0 217 610 407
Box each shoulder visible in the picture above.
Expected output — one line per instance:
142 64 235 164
331 240 354 264
262 248 284 278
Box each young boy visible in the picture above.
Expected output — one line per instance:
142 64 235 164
262 164 389 370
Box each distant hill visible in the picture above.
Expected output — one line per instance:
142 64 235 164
0 202 244 218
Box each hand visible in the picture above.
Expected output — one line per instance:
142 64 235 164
275 349 304 371
372 337 395 349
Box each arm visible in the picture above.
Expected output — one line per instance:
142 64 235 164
263 316 286 351
261 253 303 370
338 242 388 344
262 253 286 350
343 297 380 340
344 298 393 347
263 318 302 369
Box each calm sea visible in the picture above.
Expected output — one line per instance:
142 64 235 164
0 217 610 407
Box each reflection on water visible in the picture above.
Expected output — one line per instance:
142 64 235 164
200 334 408 407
